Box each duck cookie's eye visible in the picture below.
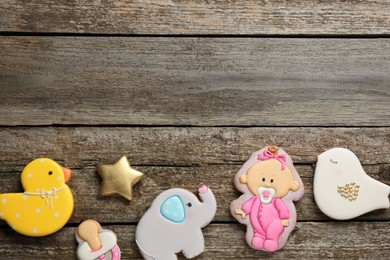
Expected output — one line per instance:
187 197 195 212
187 202 192 207
330 159 338 164
48 171 53 175
262 177 266 182
270 179 274 183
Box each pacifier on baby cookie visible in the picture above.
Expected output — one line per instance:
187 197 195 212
76 220 121 260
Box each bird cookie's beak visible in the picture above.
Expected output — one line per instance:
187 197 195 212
61 167 72 183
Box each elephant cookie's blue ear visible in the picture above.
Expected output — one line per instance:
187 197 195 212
160 195 186 223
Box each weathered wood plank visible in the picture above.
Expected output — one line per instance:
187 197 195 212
1 127 389 222
1 37 390 126
1 1 389 35
0 222 388 259
0 165 388 223
1 127 389 170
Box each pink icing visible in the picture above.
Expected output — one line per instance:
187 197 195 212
111 244 120 260
91 244 120 260
198 185 208 194
242 196 290 252
258 150 286 170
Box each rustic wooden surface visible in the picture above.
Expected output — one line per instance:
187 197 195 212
1 37 390 126
0 223 389 259
0 0 389 259
1 1 390 35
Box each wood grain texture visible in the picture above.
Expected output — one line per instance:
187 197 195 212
1 1 390 35
1 37 390 126
0 222 389 259
1 1 390 257
1 165 389 223
0 127 389 222
1 127 389 169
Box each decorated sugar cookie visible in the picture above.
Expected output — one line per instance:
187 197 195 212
230 146 304 252
136 185 217 259
76 220 121 260
0 158 74 236
97 156 144 201
314 148 390 220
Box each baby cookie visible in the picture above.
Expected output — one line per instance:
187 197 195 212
231 146 304 252
136 185 217 259
76 220 121 260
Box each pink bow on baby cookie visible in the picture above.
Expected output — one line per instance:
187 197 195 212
258 149 286 170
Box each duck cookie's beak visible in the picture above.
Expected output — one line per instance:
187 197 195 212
62 167 72 183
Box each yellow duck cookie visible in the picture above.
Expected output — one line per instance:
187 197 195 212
0 158 74 236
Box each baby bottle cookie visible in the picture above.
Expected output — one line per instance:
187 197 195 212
230 146 304 252
76 220 121 260
136 185 217 259
0 158 74 236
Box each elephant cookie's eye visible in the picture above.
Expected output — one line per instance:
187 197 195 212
330 159 338 164
48 171 53 175
270 179 274 183
262 177 266 182
187 202 192 207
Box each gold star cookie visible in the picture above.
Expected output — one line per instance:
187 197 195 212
97 156 143 201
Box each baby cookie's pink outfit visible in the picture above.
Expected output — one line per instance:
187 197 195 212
241 196 289 252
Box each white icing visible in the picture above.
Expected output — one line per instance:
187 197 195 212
257 187 275 204
135 187 217 259
76 231 117 260
314 148 390 220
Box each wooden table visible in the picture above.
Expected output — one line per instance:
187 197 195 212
1 1 389 259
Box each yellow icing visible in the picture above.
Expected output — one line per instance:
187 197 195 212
0 158 74 237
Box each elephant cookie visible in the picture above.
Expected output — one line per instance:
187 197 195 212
230 146 304 252
76 220 121 260
135 185 217 259
314 148 390 220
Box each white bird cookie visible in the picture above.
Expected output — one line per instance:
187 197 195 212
314 148 390 220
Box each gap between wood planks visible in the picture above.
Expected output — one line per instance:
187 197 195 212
1 125 390 128
1 32 390 38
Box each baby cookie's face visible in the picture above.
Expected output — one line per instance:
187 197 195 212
240 159 299 198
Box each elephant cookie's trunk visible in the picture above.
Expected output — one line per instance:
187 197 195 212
198 186 217 228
